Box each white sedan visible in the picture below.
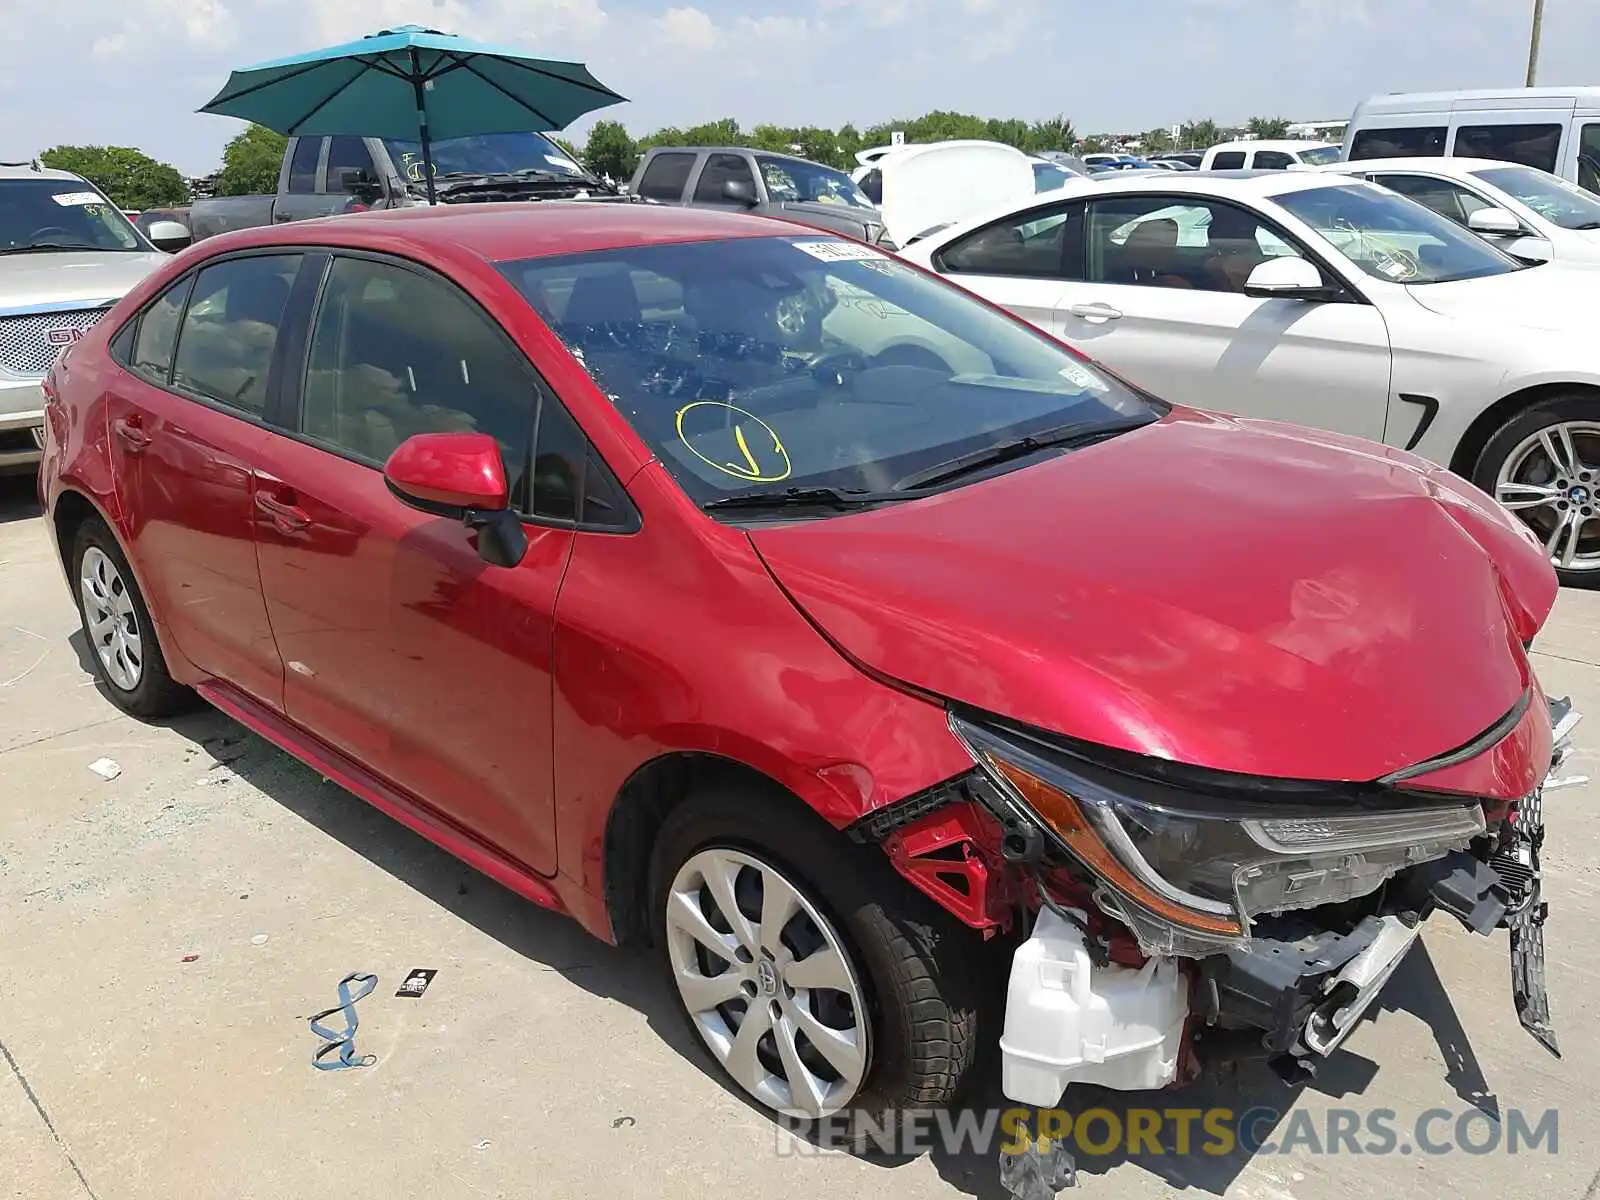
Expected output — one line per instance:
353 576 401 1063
1315 157 1600 267
895 170 1600 582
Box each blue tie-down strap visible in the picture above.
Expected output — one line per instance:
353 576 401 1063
309 972 379 1070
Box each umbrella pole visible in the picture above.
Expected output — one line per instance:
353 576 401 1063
408 48 437 205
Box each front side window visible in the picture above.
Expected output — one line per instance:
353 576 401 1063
1211 152 1246 170
171 255 301 415
1453 123 1562 173
756 156 874 209
1371 174 1494 226
694 153 757 203
325 137 377 193
1469 165 1600 230
381 131 585 184
0 179 143 254
1580 124 1600 195
499 236 1157 507
131 276 193 383
1274 183 1519 284
635 153 695 201
1296 146 1342 166
300 257 536 482
1349 126 1446 160
937 202 1080 278
1087 197 1307 293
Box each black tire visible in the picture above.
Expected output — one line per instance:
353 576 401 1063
1472 393 1600 588
649 782 989 1132
71 517 192 718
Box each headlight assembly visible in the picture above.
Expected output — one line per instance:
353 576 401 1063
950 714 1486 957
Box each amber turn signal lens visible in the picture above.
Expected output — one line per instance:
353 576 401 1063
986 754 1244 937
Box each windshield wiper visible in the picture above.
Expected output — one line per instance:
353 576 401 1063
1571 220 1600 230
0 241 86 255
891 418 1155 491
702 485 930 514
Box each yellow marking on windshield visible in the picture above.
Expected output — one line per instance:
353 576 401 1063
675 401 792 482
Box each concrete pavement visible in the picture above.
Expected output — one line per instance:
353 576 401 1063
2 471 1598 1200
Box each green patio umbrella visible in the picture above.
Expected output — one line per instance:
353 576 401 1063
199 25 626 203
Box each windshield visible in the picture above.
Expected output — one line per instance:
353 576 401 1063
1471 165 1600 230
0 179 144 253
756 156 874 209
1297 145 1342 165
382 131 587 183
1032 161 1077 192
1273 183 1520 284
499 236 1157 506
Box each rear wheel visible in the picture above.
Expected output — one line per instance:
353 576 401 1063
650 783 986 1127
72 518 191 717
1474 396 1600 586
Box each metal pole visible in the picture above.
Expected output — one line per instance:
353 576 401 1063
408 47 437 205
1525 0 1545 87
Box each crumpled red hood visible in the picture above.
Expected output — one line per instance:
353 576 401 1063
750 408 1558 783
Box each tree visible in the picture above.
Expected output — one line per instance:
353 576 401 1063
38 145 187 209
1247 116 1292 140
215 124 287 196
1143 127 1175 153
1180 118 1221 150
583 120 638 182
1026 116 1077 154
551 136 582 164
682 117 743 145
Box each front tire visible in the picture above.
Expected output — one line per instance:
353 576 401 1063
1474 396 1600 587
650 783 985 1126
72 518 191 718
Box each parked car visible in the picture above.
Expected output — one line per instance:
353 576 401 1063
0 163 188 471
38 202 1576 1188
1148 151 1205 169
632 146 891 247
186 131 625 242
1316 156 1600 266
896 168 1600 584
1343 87 1600 192
1200 139 1341 170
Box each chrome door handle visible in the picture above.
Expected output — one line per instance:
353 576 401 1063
1067 302 1123 322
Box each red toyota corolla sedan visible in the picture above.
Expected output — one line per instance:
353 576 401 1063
38 202 1576 1173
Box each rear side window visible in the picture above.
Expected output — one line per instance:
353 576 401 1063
693 153 756 203
1211 151 1246 170
937 202 1081 278
1349 126 1446 159
1453 123 1562 172
1253 150 1294 170
286 138 321 194
1581 123 1600 194
636 153 695 201
131 276 193 383
171 254 301 416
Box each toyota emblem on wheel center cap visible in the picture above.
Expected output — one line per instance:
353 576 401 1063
756 959 779 996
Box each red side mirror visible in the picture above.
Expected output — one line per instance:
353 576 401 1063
383 432 508 512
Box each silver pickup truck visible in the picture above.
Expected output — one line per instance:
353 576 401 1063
0 163 189 471
187 131 628 242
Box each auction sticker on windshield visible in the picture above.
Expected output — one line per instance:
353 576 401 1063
51 191 102 206
792 240 886 262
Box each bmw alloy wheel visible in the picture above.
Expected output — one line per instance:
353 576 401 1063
664 847 869 1117
1495 420 1600 573
80 546 143 690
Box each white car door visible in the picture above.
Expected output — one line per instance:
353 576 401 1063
1048 194 1394 441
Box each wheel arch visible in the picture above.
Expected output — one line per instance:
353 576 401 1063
602 751 825 950
1449 381 1600 480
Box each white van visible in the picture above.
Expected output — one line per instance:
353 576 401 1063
1199 140 1341 170
1343 87 1600 191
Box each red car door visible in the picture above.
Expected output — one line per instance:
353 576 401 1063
253 253 577 876
103 253 304 709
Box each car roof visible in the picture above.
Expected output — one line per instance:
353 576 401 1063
0 162 87 184
649 145 821 167
1207 140 1336 153
189 200 817 264
1317 156 1531 176
1354 86 1600 112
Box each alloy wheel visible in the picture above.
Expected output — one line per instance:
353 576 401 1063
79 546 143 691
1495 420 1600 573
664 847 869 1118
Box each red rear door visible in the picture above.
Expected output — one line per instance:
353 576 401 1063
103 253 304 709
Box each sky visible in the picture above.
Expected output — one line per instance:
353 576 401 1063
3 0 1598 176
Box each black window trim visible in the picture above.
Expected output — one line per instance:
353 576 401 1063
277 246 640 535
108 247 307 430
1082 190 1371 305
932 197 1085 279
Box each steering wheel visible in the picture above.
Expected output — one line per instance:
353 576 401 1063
1369 245 1419 281
28 225 81 243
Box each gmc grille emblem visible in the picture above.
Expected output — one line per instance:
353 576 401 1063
45 327 85 346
